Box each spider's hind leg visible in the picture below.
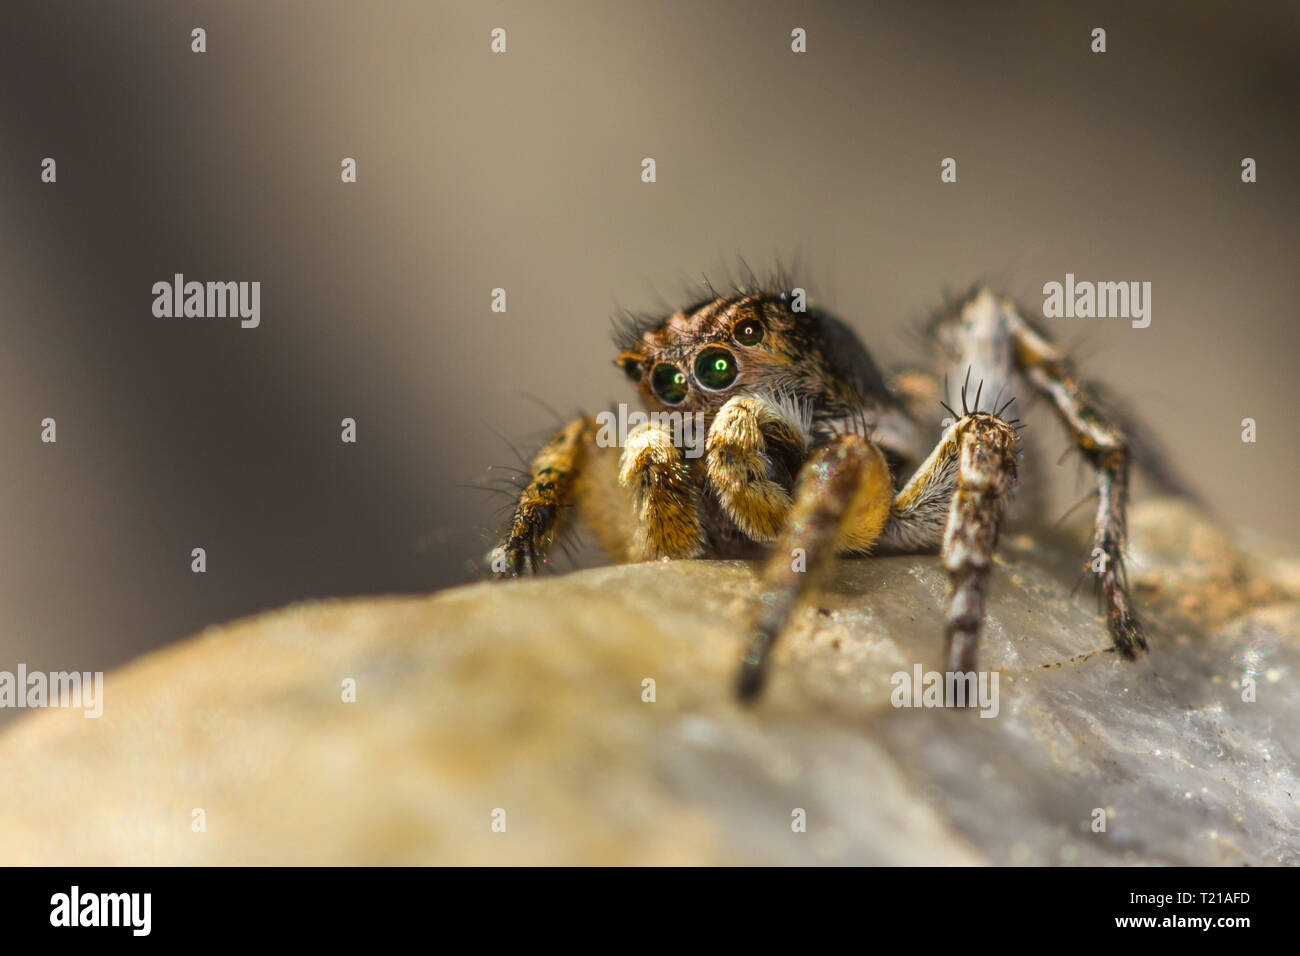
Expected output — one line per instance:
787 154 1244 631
1008 306 1146 657
934 287 1149 660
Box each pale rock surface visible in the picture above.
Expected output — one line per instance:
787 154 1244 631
1 498 1297 864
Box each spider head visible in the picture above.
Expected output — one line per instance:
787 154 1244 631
613 291 890 415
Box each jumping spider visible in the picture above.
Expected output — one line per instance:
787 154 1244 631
487 283 1148 700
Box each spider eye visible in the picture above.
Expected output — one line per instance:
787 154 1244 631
650 363 688 404
694 347 738 390
619 357 643 382
732 316 764 346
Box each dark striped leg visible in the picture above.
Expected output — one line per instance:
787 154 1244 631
932 288 1149 661
1010 311 1146 657
1019 358 1144 656
942 413 1019 673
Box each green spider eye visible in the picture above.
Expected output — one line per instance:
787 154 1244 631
650 363 688 404
732 315 764 346
694 347 738 390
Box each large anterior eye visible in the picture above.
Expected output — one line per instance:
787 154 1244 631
732 314 764 346
650 363 688 404
694 347 738 390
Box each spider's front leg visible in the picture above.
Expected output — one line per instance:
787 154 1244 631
491 417 591 577
491 415 636 576
734 408 1019 700
735 432 894 700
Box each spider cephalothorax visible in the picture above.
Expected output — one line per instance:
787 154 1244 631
487 282 1154 701
614 293 892 422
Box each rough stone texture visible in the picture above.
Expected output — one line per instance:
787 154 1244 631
1 498 1297 865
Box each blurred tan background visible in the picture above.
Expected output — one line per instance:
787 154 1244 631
1 0 1296 700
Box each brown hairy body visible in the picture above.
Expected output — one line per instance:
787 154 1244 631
487 283 1149 700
